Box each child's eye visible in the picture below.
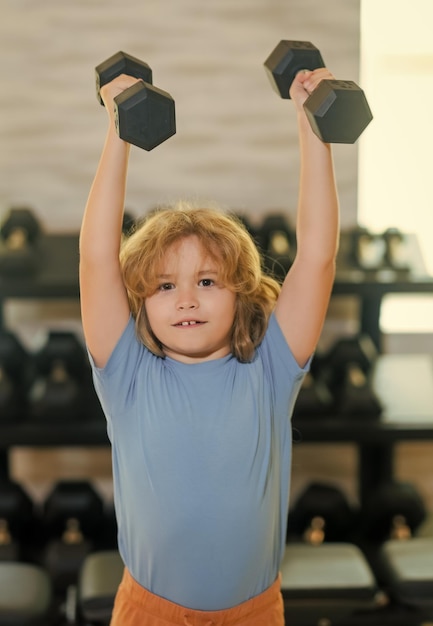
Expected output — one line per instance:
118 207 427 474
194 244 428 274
159 283 175 291
199 278 214 287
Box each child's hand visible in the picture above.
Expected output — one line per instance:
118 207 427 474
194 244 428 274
100 74 143 125
290 67 335 110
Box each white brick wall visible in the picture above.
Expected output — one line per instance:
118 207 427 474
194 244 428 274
1 0 361 231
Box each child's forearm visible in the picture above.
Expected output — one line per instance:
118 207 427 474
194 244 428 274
80 127 130 264
295 112 340 266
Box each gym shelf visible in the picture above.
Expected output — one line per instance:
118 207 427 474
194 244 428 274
0 229 432 509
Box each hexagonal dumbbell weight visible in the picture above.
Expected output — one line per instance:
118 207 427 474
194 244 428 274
28 331 93 422
320 334 383 418
95 51 176 151
0 331 31 423
359 481 427 543
0 207 41 276
258 213 296 279
42 480 105 593
0 479 35 561
264 40 373 144
287 482 357 545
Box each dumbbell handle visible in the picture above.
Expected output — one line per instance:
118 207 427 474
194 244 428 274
95 51 176 151
264 40 373 143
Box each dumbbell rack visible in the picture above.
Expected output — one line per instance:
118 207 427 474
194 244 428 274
333 231 433 352
0 230 433 510
302 229 433 507
0 233 79 318
0 232 106 478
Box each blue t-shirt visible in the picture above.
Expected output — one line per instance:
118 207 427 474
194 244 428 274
90 312 308 610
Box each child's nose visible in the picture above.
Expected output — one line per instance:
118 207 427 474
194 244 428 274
176 289 198 309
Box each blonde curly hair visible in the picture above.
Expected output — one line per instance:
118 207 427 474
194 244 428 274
119 201 281 362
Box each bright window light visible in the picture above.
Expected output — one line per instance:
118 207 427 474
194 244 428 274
381 294 433 333
359 0 433 332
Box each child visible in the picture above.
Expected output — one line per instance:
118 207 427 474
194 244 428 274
80 64 339 626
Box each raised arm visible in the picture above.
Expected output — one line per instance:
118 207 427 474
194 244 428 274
79 75 140 368
274 68 340 367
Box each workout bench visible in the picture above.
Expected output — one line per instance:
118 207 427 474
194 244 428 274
281 542 381 624
375 536 433 625
0 562 54 626
75 546 380 625
78 550 124 625
75 539 433 626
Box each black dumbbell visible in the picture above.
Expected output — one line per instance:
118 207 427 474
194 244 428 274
0 207 41 276
350 226 387 271
0 331 31 422
0 480 34 561
287 482 357 544
122 210 137 238
259 213 295 279
95 51 176 151
42 480 105 593
359 481 427 543
293 370 333 418
383 227 411 273
233 213 262 248
28 331 94 422
320 335 383 418
264 40 373 144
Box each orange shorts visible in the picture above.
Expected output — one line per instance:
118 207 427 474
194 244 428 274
110 568 285 626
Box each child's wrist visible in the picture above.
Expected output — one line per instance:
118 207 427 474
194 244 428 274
106 124 125 144
297 111 313 135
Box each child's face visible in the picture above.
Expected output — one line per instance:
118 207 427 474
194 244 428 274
145 235 237 363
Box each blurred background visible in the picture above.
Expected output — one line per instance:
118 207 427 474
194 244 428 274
1 0 433 517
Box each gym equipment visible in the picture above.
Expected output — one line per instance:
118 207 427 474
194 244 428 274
377 537 433 622
292 370 333 418
0 207 41 276
358 481 427 543
233 213 262 249
77 546 382 626
42 480 105 593
0 562 53 626
320 334 383 418
264 40 373 143
416 512 433 538
383 227 411 272
0 331 31 422
351 226 387 271
287 482 357 544
281 543 381 625
350 225 411 275
95 51 176 151
78 551 124 625
0 479 34 562
122 210 137 237
258 213 295 279
28 331 93 422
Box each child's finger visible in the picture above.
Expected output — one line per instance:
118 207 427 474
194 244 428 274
302 68 335 94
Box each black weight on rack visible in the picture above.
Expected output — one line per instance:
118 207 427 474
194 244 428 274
287 481 357 544
0 207 42 277
28 331 95 422
42 480 106 594
0 331 31 423
0 479 35 562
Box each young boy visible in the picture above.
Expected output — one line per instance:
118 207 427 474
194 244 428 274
80 65 339 626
